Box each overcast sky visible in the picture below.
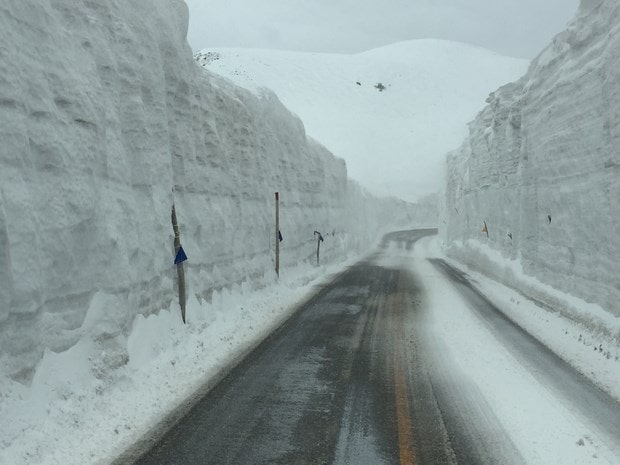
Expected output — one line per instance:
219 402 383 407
184 0 580 59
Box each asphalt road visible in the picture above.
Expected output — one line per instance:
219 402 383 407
125 229 618 464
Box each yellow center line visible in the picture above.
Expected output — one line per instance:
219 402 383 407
392 272 417 465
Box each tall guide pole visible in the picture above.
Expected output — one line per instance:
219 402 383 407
314 231 323 266
275 192 280 277
316 236 321 266
171 204 186 323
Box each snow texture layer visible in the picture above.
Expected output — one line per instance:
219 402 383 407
443 0 620 321
0 0 423 385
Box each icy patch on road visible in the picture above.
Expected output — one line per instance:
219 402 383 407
334 401 387 465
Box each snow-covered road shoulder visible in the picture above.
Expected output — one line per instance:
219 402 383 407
432 239 620 403
410 236 620 464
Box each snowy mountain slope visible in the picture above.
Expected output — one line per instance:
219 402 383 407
0 0 423 391
195 42 529 202
443 0 620 322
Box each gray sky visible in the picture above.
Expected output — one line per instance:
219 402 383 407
184 0 580 59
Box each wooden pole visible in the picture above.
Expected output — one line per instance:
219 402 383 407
275 192 280 277
171 205 186 323
314 231 322 266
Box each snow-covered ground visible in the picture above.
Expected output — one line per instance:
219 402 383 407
443 0 620 322
195 42 528 202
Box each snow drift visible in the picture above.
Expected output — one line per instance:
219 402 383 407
443 0 620 320
0 0 423 387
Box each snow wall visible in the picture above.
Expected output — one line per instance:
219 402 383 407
443 0 620 318
0 0 430 383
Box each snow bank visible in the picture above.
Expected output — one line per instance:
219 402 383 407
0 0 420 390
443 0 620 321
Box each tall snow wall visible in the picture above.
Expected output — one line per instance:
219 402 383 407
443 0 620 317
0 0 424 382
